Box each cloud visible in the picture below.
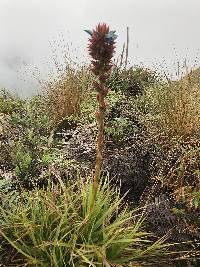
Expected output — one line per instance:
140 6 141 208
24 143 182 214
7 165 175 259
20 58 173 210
0 0 200 95
0 55 29 70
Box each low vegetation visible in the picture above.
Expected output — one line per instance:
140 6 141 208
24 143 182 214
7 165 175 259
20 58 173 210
0 27 200 266
0 177 170 266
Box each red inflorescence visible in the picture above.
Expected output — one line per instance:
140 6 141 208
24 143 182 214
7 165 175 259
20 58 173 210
87 23 116 75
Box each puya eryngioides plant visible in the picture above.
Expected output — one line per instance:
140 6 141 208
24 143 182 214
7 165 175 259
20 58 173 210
85 23 117 203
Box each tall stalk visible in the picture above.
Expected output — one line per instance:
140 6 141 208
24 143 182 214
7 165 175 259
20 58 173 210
85 23 117 203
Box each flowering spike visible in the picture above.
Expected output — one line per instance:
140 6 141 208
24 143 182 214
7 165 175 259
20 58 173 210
85 23 117 210
86 23 117 75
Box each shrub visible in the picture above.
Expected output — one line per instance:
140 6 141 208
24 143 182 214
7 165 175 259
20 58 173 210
0 88 25 115
0 177 169 266
107 66 159 97
0 94 61 189
80 89 124 125
105 117 131 142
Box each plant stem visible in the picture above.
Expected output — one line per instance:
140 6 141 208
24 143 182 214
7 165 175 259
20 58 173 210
93 91 106 204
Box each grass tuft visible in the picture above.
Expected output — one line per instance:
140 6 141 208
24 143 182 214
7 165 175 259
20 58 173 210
0 177 169 266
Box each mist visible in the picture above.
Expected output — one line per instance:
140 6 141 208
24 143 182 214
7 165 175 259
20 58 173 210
0 0 200 97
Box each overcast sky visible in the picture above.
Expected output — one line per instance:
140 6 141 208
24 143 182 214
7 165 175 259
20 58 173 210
0 0 200 96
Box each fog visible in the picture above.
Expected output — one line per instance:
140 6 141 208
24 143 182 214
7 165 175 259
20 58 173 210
0 0 200 97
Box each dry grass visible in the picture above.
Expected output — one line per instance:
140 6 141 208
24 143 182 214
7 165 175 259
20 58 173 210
137 68 200 139
161 137 200 210
43 65 92 124
160 77 200 137
137 67 200 209
30 36 93 125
